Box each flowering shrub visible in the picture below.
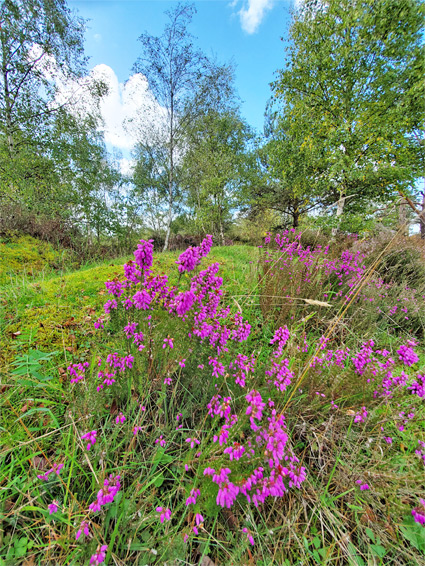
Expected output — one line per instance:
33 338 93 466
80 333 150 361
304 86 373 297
259 229 425 337
4 232 424 565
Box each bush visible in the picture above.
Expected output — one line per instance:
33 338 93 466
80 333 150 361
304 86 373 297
2 233 425 565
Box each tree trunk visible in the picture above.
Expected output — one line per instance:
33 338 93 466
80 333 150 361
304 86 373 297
292 209 299 229
219 219 225 246
420 189 425 240
331 191 346 238
163 187 173 252
398 200 409 236
163 95 174 252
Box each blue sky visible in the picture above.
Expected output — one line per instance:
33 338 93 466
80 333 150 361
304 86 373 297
68 0 294 140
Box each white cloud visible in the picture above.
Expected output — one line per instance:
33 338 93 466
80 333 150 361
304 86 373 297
237 0 276 33
53 64 166 151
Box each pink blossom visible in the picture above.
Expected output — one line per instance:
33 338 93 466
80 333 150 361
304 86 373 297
76 521 90 541
185 437 200 449
412 499 425 526
242 527 255 546
48 500 59 514
156 506 171 523
81 430 97 451
90 545 108 565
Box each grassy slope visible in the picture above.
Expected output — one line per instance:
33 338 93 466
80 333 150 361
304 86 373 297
0 245 257 370
1 241 425 566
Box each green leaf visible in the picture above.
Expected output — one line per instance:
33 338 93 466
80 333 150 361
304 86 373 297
400 516 425 554
153 474 164 487
370 544 386 558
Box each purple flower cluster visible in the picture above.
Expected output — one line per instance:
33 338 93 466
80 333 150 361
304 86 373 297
89 474 121 512
76 521 90 541
397 342 419 367
90 545 108 565
81 430 97 451
176 235 213 273
412 499 425 526
37 462 63 481
134 239 154 271
68 361 89 384
156 506 172 523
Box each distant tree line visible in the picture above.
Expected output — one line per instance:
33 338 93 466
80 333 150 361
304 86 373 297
1 0 423 253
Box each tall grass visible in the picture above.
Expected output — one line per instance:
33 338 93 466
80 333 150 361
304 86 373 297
1 235 424 565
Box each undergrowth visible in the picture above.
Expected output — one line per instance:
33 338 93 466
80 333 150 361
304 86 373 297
1 234 424 566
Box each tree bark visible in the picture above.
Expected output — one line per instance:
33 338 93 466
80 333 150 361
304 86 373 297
420 188 425 240
163 94 174 252
398 200 409 236
331 190 346 238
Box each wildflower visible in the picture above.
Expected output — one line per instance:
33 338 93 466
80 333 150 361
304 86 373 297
134 239 154 271
48 500 59 514
185 488 200 506
163 337 174 349
133 289 152 310
193 513 204 535
76 521 90 541
412 499 425 526
68 361 89 384
133 426 142 435
115 412 126 424
354 407 368 424
155 435 166 448
397 342 418 367
185 437 200 449
81 430 97 451
156 506 171 523
356 480 370 491
37 462 63 481
216 481 239 508
164 377 172 385
90 545 108 565
89 475 121 512
242 527 255 546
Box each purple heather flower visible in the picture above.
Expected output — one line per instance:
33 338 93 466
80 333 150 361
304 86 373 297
185 437 200 449
81 430 97 451
75 521 90 541
242 527 255 546
89 474 121 512
412 499 425 526
156 506 171 523
185 488 200 506
134 239 154 271
397 342 419 367
90 545 108 565
48 500 59 514
356 479 370 491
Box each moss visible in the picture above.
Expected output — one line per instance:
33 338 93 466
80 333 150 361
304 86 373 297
0 235 72 283
0 243 256 369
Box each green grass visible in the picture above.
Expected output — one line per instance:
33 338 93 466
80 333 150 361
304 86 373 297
1 240 425 566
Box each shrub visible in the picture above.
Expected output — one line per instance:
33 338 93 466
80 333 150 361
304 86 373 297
2 233 425 565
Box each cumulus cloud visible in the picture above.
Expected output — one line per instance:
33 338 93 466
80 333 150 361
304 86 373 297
236 0 276 33
53 63 166 151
